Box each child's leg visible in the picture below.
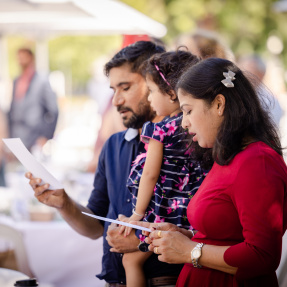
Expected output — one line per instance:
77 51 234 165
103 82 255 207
123 250 152 287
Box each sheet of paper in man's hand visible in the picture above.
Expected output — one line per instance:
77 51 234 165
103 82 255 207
3 138 63 190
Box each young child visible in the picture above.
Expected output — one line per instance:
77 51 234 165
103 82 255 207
120 50 208 287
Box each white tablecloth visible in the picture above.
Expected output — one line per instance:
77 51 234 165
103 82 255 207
0 268 31 287
0 217 105 287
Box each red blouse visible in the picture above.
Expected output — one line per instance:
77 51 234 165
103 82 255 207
177 142 287 287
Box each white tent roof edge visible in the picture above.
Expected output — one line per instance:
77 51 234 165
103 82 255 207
0 0 167 38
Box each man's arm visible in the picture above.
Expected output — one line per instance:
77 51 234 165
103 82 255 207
26 172 104 239
58 194 104 239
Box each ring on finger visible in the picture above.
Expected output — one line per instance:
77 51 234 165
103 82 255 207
157 230 162 238
154 247 158 254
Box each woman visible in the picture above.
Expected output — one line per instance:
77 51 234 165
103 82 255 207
137 57 287 286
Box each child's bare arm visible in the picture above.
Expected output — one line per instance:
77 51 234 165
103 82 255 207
135 138 163 215
119 138 163 236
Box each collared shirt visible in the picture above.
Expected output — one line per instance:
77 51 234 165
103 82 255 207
15 65 35 100
87 128 183 284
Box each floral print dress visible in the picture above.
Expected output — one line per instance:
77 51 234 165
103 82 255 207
126 113 206 229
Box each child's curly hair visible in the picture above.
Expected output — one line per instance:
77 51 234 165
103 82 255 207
143 48 200 101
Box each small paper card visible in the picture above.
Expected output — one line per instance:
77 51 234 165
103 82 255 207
82 212 152 232
3 138 63 190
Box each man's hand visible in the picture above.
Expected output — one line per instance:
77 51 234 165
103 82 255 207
26 172 104 240
106 214 140 253
25 172 67 209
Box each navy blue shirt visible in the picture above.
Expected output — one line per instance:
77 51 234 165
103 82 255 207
87 129 183 284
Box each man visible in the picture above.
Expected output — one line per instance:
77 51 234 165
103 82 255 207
0 108 7 186
27 41 183 286
8 48 58 151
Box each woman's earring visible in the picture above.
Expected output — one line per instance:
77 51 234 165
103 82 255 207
170 99 175 103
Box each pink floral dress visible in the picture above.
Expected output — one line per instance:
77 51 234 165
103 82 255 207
126 113 206 229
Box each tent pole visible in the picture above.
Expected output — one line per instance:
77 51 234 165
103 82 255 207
35 38 49 76
0 35 11 110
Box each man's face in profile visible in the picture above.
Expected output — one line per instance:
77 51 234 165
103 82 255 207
109 63 155 129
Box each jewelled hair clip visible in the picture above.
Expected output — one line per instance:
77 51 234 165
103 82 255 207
221 70 236 88
154 64 171 86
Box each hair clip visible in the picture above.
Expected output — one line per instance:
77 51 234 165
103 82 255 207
154 64 171 86
221 70 236 88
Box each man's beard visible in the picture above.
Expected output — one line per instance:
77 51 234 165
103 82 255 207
117 96 156 129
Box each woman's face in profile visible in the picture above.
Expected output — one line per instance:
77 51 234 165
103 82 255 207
178 89 224 149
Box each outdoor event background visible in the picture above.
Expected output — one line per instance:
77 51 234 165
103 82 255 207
2 0 287 173
6 0 287 93
0 0 287 286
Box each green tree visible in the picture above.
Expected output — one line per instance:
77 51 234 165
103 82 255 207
48 35 121 94
123 0 287 63
8 0 287 93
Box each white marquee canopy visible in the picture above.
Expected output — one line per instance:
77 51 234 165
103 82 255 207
0 0 167 89
0 0 167 38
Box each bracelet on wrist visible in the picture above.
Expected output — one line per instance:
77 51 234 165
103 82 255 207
189 229 195 237
132 208 144 218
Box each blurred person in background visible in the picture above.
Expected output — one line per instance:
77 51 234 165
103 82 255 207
7 47 58 152
86 97 125 173
26 41 185 287
175 28 234 61
237 54 283 129
0 108 8 186
177 30 284 131
86 58 125 173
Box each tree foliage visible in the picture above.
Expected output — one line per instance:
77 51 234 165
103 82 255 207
48 35 121 93
123 0 286 61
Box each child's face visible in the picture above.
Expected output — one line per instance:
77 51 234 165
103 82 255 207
146 76 173 117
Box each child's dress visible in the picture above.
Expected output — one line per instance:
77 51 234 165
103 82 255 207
126 113 206 229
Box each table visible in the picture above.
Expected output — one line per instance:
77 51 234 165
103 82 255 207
0 268 29 287
7 217 287 286
0 217 104 287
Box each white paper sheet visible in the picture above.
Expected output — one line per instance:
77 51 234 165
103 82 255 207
82 212 152 232
3 138 63 190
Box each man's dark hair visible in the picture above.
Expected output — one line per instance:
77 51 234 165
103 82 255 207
177 57 283 165
104 41 165 76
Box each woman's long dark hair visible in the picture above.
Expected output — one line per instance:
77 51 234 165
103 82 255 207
177 57 283 165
